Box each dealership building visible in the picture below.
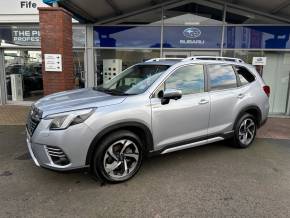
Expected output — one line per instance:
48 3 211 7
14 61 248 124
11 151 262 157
0 0 290 116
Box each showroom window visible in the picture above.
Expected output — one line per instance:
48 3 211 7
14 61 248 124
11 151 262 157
4 49 42 101
94 49 160 85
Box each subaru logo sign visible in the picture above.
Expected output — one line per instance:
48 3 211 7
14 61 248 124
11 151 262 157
183 28 202 38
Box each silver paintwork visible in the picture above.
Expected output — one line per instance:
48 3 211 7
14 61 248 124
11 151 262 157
26 59 269 171
161 137 224 154
26 130 40 167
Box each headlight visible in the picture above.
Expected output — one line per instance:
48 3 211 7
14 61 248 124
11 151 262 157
45 108 95 130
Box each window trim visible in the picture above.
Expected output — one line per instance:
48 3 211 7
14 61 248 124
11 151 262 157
150 63 207 98
206 63 239 92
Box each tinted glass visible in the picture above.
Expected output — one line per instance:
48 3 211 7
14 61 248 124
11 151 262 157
234 66 255 85
165 65 204 95
208 65 237 91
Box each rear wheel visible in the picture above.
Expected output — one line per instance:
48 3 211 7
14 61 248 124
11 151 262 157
91 130 143 183
232 113 257 148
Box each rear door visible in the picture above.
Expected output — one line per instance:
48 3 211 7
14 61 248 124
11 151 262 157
206 64 241 135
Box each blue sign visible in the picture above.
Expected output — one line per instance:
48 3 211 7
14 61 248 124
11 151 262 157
43 0 59 4
183 27 202 38
225 26 290 49
94 26 161 48
163 26 222 48
93 25 290 49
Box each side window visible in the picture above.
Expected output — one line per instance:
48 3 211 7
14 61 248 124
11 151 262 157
234 66 255 85
207 65 237 91
164 65 205 95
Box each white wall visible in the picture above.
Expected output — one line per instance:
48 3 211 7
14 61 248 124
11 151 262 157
0 0 47 23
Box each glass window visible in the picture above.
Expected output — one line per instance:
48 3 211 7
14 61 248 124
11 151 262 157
4 49 43 101
94 49 160 85
94 26 161 48
222 50 263 64
116 9 162 25
224 26 290 49
234 66 255 85
165 65 204 95
163 2 223 25
72 25 86 47
226 7 286 24
73 50 85 88
95 64 169 95
207 65 237 91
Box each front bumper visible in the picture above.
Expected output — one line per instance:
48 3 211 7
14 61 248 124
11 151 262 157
26 131 40 167
26 119 95 171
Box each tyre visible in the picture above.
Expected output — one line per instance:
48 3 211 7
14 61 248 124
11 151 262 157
232 113 257 148
91 130 144 183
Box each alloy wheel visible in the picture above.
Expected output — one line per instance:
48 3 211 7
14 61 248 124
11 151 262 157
238 118 256 145
103 139 140 180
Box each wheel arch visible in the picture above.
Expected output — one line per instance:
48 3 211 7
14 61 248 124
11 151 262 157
234 105 262 129
85 122 154 165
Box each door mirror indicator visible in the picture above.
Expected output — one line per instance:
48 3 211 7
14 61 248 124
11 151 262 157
158 89 182 105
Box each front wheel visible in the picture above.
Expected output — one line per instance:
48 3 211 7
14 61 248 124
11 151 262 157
232 113 257 148
91 130 144 183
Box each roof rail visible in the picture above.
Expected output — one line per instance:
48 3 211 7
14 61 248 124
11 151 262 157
145 58 183 62
182 56 244 63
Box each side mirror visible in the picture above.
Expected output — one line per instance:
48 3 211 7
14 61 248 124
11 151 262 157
158 89 182 105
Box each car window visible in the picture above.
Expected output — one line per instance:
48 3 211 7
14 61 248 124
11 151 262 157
207 64 237 91
164 64 205 95
234 66 255 85
96 64 170 95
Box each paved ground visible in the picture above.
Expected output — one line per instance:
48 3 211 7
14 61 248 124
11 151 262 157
257 117 290 140
0 105 30 125
1 125 290 217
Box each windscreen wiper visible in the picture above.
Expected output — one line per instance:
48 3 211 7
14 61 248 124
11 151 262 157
94 87 134 96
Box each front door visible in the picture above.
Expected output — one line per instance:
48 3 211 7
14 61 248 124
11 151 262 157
151 64 210 150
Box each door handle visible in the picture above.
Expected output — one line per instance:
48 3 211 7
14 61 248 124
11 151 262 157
199 99 209 105
237 93 245 99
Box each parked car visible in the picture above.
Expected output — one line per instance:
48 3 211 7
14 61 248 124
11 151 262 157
26 56 270 183
6 63 43 98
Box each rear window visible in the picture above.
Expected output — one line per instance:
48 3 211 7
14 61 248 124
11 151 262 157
207 64 238 91
234 66 255 85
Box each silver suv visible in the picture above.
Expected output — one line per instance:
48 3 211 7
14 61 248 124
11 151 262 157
26 56 270 183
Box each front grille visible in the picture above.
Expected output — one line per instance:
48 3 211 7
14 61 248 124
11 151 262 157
26 105 42 136
46 145 70 166
26 115 40 136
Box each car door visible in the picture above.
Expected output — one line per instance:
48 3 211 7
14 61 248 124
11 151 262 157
206 64 241 135
150 64 210 150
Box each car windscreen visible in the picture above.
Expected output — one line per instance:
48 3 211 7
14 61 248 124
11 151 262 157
94 64 170 95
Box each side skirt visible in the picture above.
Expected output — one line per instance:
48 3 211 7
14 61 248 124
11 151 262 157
148 131 234 156
161 137 224 154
